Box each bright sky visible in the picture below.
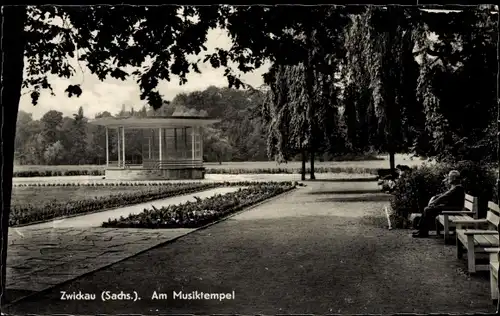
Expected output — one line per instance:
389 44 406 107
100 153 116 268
19 27 270 120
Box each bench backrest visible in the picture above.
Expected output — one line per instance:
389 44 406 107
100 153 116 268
465 194 479 219
486 201 500 230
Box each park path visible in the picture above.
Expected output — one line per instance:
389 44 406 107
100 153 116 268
5 180 495 314
5 187 242 294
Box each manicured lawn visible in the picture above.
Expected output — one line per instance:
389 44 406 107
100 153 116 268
11 185 147 207
13 164 105 172
204 157 425 170
13 154 428 174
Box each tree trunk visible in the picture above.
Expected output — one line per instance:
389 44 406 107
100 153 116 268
496 5 500 314
389 150 396 173
301 149 306 181
310 149 316 180
304 23 317 182
1 6 27 306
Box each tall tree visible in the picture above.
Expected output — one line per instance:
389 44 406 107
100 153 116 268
43 140 65 165
14 111 34 163
262 65 308 179
344 6 419 171
69 106 88 164
40 110 63 145
495 6 500 313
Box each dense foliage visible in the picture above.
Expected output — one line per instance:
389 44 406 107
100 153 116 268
257 7 498 174
415 10 498 162
102 182 295 228
390 161 497 228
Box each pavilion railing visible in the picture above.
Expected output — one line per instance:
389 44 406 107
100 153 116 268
107 159 203 169
143 159 203 169
107 161 142 169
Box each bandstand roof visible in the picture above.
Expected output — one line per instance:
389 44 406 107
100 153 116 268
88 116 221 128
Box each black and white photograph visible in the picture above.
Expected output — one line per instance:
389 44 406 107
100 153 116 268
1 3 500 314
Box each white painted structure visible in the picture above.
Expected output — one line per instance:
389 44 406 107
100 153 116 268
89 116 220 180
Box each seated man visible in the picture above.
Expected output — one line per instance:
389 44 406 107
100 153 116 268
412 170 465 238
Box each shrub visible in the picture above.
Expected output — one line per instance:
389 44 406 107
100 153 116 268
390 160 496 228
13 169 106 177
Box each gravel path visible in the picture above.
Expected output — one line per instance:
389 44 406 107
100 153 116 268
4 181 495 314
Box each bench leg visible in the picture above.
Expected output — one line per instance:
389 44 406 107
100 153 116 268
491 272 498 301
466 235 476 273
435 217 441 236
456 235 463 259
443 215 450 243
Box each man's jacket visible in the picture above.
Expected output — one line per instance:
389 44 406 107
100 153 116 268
430 184 465 209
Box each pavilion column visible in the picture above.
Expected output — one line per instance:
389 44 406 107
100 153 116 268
117 127 121 168
200 128 203 161
191 127 195 161
122 126 125 169
148 137 151 159
105 127 109 168
159 127 163 163
200 127 203 161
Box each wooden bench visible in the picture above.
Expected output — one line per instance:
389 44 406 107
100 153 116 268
485 247 499 303
435 194 478 243
455 202 500 273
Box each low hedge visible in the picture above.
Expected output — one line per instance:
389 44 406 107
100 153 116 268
390 161 497 228
102 182 296 228
13 169 105 177
205 167 377 175
14 181 206 187
13 166 378 177
10 182 225 227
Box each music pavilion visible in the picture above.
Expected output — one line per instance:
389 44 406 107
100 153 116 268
89 116 220 180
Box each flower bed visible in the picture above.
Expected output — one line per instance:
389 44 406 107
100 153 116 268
102 182 296 229
10 182 223 226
